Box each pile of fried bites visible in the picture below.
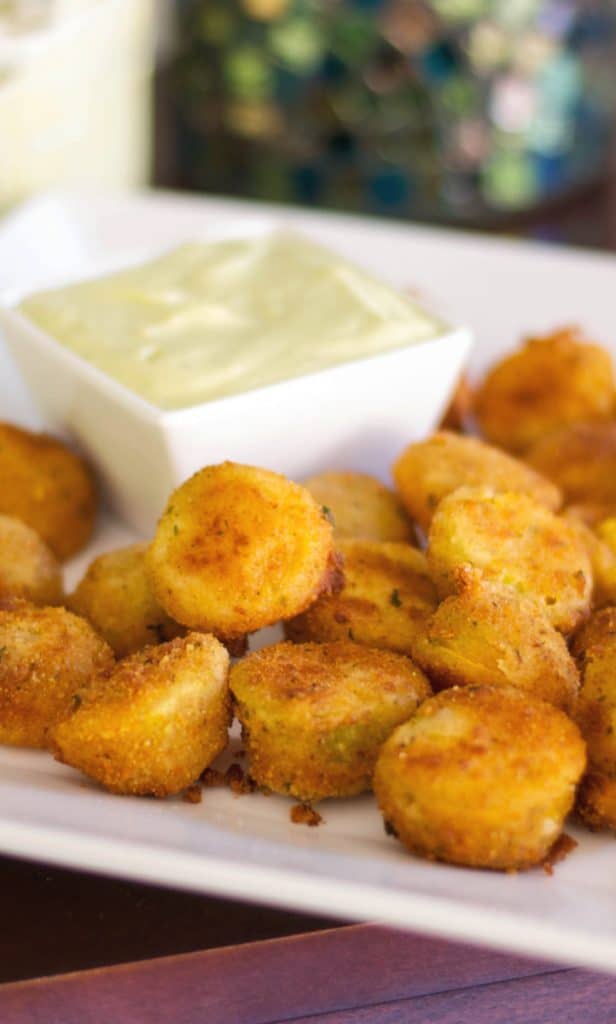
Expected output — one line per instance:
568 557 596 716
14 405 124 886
2 325 616 873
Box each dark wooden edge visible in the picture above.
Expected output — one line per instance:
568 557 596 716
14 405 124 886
290 967 616 1023
0 922 563 1024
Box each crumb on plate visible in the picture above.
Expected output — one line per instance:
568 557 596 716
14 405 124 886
291 803 323 827
225 762 257 795
542 833 578 875
182 784 202 804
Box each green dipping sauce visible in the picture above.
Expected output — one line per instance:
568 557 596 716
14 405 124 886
20 232 443 410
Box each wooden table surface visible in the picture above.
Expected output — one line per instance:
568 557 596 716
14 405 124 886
2 850 616 1023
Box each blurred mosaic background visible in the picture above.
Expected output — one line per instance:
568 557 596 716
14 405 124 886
170 0 616 223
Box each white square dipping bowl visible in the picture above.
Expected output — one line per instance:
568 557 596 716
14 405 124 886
0 196 473 536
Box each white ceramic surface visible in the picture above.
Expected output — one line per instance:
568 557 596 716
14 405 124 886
1 190 616 973
0 198 472 534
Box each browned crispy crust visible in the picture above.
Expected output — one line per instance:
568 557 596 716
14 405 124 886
68 543 184 657
0 514 63 606
576 772 616 831
182 784 203 804
571 607 616 666
230 640 431 802
427 487 592 634
303 470 415 543
320 547 345 597
147 462 339 638
562 514 616 610
393 431 561 533
411 570 580 711
53 633 231 797
0 601 114 749
542 833 578 874
569 613 616 838
286 540 436 657
526 423 616 509
374 685 586 871
475 327 615 454
0 422 97 560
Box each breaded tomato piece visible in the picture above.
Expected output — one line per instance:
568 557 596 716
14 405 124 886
0 602 113 748
572 627 616 830
573 628 616 773
374 686 586 870
474 327 615 453
0 422 97 560
230 641 431 802
393 431 560 533
562 513 616 610
570 606 616 665
53 633 230 796
427 487 592 633
285 540 437 656
526 423 616 509
577 772 616 832
411 570 579 711
0 515 63 606
302 471 414 543
147 462 341 639
69 543 184 657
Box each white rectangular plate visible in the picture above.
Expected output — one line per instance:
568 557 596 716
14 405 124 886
1 190 616 973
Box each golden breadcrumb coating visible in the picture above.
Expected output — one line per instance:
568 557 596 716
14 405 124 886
0 601 113 748
562 513 616 610
572 636 616 777
474 327 615 453
576 772 616 831
0 422 97 560
427 487 592 633
570 606 616 665
411 570 579 711
69 543 184 657
374 685 586 870
393 431 560 533
53 633 230 796
230 640 431 802
0 514 63 606
302 470 414 543
526 422 616 509
285 540 437 656
572 622 616 831
147 462 341 640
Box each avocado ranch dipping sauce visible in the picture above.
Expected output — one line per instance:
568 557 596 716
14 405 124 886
19 233 444 411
